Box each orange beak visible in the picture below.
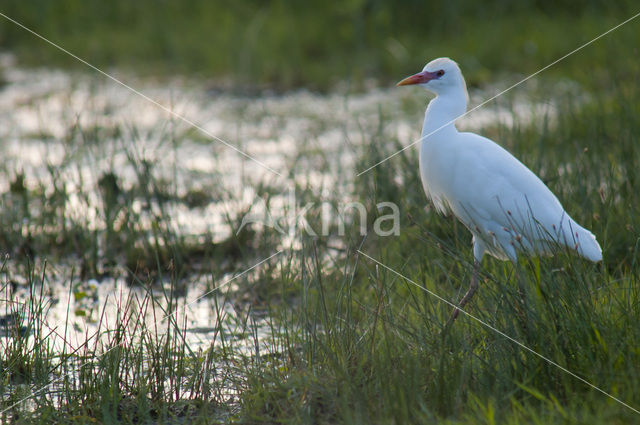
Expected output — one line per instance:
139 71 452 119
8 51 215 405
396 70 438 86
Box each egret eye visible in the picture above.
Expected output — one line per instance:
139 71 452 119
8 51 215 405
436 70 445 77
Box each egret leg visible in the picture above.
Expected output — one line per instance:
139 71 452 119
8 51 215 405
449 259 480 323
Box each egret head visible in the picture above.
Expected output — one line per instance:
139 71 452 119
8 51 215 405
397 57 467 97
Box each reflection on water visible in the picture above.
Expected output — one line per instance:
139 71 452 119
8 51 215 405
0 53 553 240
1 262 269 355
0 258 274 410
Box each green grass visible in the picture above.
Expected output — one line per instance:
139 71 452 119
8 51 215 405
2 2 640 423
0 1 637 90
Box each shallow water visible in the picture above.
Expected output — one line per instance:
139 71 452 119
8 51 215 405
0 53 555 240
0 259 272 412
1 262 269 355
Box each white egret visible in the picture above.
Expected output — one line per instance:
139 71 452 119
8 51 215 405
397 58 602 320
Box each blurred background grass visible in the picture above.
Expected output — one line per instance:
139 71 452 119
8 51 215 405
0 0 637 90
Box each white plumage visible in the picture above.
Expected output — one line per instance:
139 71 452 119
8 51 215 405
397 57 602 320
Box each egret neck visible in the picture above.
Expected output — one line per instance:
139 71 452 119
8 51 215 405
422 87 467 141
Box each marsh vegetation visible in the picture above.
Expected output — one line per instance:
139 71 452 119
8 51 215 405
1 1 639 423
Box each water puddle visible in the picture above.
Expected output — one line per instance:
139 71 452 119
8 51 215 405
0 52 557 242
